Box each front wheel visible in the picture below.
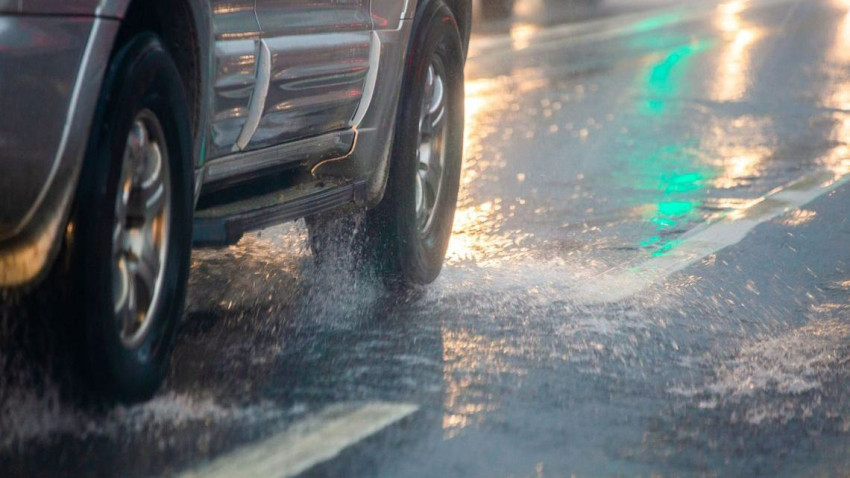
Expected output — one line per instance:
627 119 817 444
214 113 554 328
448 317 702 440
60 33 193 402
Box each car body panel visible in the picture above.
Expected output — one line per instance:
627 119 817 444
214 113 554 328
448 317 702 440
0 0 470 287
17 0 131 17
372 0 417 25
0 1 18 13
210 37 260 155
0 17 92 241
248 0 373 149
5 0 123 16
248 31 372 149
255 0 373 35
0 16 119 286
14 1 96 15
207 0 260 157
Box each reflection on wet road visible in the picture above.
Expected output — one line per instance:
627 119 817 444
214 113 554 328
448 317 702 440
4 0 850 476
463 0 849 268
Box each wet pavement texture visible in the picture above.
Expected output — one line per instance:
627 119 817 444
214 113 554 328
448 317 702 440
3 0 850 476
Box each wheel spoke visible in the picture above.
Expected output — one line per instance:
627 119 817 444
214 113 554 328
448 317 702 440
424 175 438 213
420 109 433 141
427 153 442 191
419 141 433 169
138 142 166 222
112 110 171 347
419 66 436 139
429 74 444 116
424 66 435 106
133 228 161 307
430 105 446 133
115 258 139 337
415 173 425 222
114 256 129 312
126 120 148 174
414 59 450 236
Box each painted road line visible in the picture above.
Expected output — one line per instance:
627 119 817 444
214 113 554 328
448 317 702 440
576 169 850 304
469 0 797 60
179 402 418 478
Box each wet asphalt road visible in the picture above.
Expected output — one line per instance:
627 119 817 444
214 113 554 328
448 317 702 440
3 0 850 476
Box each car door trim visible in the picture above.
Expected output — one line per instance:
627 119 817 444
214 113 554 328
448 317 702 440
350 31 381 127
233 39 271 152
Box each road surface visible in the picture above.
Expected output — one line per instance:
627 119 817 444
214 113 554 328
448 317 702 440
3 0 850 476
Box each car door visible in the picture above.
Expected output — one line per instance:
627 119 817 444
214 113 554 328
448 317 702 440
208 0 262 157
246 0 375 151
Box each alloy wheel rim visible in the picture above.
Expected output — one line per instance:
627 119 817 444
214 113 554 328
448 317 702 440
112 109 171 349
415 58 448 237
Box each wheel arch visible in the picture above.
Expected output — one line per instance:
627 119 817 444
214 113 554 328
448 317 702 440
108 0 212 169
0 0 210 289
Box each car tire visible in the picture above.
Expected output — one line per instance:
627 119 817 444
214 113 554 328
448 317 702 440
480 0 515 20
61 32 193 402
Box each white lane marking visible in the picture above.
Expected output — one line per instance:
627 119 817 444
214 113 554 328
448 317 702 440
468 0 797 60
575 169 850 304
179 402 418 478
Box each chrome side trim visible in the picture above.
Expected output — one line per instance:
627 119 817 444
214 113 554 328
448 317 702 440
400 0 414 19
8 18 105 241
204 129 357 185
233 39 271 152
350 31 381 127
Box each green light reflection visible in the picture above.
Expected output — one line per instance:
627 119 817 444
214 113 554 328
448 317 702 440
643 41 712 116
618 38 716 256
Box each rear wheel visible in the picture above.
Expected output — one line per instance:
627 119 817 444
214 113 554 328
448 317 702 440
308 0 464 286
60 33 193 402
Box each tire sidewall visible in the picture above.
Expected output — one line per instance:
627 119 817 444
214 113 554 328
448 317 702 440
72 33 192 401
386 0 465 284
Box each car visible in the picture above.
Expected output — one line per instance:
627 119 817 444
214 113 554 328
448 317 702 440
0 0 471 402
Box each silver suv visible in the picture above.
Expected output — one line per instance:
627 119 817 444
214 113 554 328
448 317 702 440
0 0 470 401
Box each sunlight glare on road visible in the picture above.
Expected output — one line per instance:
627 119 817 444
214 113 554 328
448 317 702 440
440 328 515 439
449 76 532 266
823 0 850 175
712 0 764 102
510 23 540 51
452 77 504 263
